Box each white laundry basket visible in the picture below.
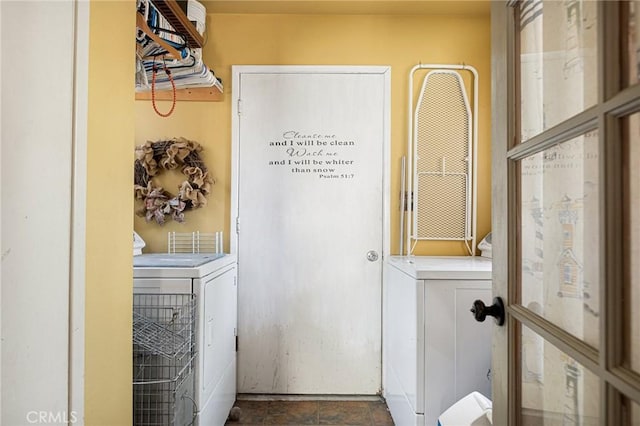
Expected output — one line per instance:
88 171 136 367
437 391 492 426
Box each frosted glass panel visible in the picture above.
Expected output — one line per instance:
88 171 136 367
519 131 599 347
521 325 600 425
632 399 640 426
625 113 640 373
519 0 598 142
626 2 640 86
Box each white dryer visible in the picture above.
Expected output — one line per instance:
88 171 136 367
383 256 493 426
133 253 237 426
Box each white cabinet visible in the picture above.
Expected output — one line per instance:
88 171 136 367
384 256 492 426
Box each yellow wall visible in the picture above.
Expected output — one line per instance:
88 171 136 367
86 1 135 424
135 12 491 255
80 6 490 423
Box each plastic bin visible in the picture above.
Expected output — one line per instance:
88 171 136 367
437 392 492 426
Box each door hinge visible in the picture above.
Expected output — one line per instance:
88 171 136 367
235 217 240 234
234 328 238 351
402 191 414 211
237 98 242 116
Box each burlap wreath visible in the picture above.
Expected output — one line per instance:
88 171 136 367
134 138 214 224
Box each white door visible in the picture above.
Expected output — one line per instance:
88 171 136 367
491 2 640 424
1 0 88 423
231 66 390 394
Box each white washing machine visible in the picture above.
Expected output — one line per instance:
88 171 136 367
383 256 493 426
133 253 237 426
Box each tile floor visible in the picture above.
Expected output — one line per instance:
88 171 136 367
224 398 395 426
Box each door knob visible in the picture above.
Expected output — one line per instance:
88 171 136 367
366 250 379 262
470 297 505 326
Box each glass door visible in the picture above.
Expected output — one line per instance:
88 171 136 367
491 1 640 424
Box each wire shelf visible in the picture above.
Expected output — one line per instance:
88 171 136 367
133 353 196 426
133 293 197 425
167 231 223 254
133 294 196 359
133 312 191 359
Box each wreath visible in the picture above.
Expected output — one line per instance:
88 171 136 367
134 137 214 224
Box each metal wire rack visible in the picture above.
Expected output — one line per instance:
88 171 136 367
133 293 197 426
167 231 223 254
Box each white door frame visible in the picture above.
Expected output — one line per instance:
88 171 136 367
230 65 391 390
70 0 90 422
1 0 88 423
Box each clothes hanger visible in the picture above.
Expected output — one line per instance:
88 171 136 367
136 12 183 60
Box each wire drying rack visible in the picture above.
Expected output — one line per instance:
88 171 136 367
133 293 197 426
167 231 224 254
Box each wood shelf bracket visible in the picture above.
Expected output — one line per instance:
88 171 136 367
136 86 223 102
